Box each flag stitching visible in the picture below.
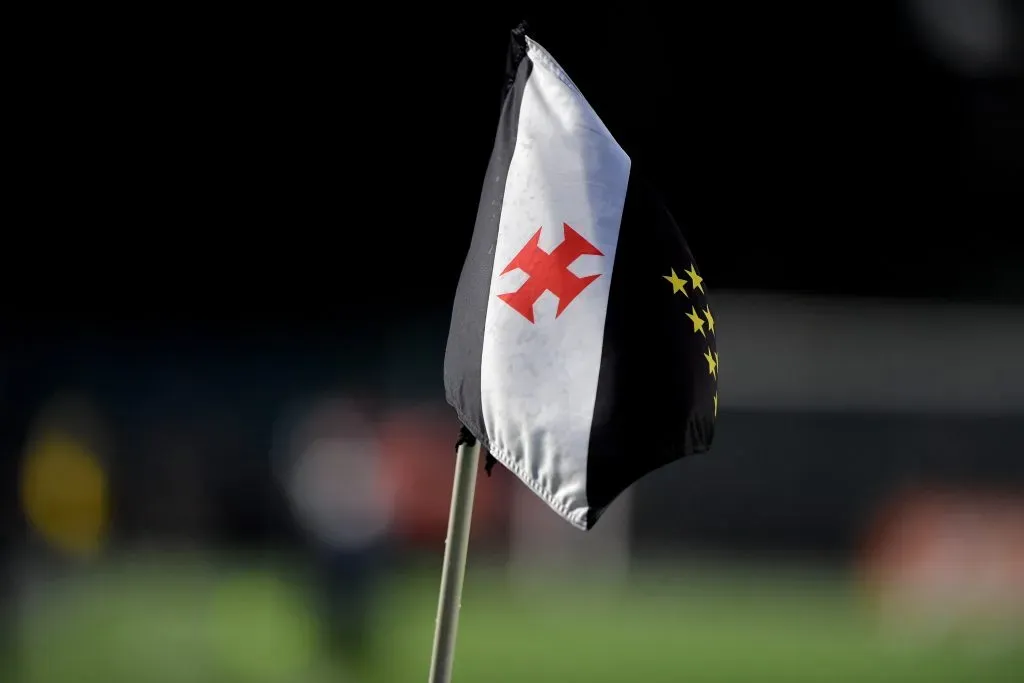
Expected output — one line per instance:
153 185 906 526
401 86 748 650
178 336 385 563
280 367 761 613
451 406 585 529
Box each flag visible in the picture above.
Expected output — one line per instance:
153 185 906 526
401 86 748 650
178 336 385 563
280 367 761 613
444 22 717 530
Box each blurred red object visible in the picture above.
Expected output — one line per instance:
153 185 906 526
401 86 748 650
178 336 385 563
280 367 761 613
377 405 507 545
860 487 1024 627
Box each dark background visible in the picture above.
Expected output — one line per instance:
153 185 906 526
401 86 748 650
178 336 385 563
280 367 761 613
9 2 1023 338
3 4 1023 681
4 0 1022 569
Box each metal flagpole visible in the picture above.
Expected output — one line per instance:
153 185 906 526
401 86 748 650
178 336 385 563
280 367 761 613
427 429 481 683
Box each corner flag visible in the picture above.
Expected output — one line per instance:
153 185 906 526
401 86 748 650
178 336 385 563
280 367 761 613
444 23 717 531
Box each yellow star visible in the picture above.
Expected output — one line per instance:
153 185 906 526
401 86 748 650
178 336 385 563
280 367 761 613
684 264 703 293
703 347 717 378
685 306 706 336
714 351 719 371
703 307 715 335
663 268 688 296
713 392 718 418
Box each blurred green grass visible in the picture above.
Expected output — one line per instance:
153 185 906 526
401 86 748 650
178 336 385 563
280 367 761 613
7 557 1023 683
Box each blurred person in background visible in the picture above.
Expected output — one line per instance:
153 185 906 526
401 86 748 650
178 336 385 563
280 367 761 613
273 394 396 672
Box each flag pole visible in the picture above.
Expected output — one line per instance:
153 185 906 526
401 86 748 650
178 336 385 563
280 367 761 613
428 428 481 683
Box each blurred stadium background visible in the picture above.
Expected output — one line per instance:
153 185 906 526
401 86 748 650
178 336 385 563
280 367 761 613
4 2 1023 682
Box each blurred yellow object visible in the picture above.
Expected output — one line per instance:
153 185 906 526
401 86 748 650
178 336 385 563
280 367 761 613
20 432 109 557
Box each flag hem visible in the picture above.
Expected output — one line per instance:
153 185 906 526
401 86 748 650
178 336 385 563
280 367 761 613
452 407 589 531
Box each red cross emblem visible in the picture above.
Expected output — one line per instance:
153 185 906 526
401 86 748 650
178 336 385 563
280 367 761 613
496 223 603 323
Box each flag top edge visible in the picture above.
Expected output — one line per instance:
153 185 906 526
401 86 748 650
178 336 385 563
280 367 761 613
522 34 623 151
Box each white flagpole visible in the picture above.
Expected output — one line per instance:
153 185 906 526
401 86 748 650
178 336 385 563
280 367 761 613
428 433 481 683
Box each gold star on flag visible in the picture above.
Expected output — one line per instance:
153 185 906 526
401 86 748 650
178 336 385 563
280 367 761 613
703 347 717 378
663 268 688 295
703 307 714 335
684 264 703 293
685 306 706 336
714 350 719 371
713 392 718 418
